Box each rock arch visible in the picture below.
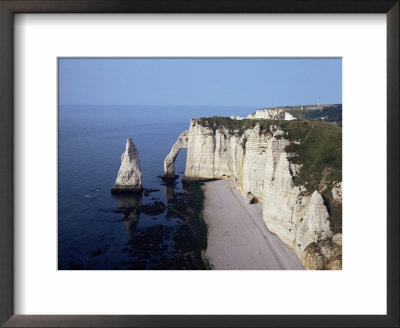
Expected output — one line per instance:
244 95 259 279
162 130 189 178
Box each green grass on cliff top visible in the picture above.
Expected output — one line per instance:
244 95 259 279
197 116 275 135
197 117 342 233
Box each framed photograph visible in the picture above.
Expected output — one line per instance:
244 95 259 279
0 1 398 327
56 57 342 272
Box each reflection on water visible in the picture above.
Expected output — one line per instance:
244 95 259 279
88 178 211 270
163 181 176 203
113 193 142 235
58 105 217 270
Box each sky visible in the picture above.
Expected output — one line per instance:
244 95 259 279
59 58 341 107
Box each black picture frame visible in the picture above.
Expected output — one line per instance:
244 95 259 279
0 1 398 327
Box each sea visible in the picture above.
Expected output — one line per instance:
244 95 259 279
58 105 253 270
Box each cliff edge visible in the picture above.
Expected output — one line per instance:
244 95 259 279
164 116 342 269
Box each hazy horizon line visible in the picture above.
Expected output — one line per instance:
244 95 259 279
59 103 342 108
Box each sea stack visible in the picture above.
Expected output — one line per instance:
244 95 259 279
111 138 143 193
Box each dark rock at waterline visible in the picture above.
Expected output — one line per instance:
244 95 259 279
112 206 141 221
111 185 143 193
160 174 179 180
140 201 166 216
143 188 160 197
144 188 160 193
181 176 217 183
110 197 166 221
160 179 178 188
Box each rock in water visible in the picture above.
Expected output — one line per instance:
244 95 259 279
111 138 143 193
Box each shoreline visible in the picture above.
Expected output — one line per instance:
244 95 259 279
201 179 304 270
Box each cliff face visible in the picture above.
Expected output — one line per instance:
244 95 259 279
164 118 342 269
183 119 270 201
184 119 243 182
111 138 143 193
245 104 343 126
247 108 296 120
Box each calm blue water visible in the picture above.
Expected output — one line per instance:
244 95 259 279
58 105 253 270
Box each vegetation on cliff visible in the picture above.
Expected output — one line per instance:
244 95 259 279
283 120 342 233
196 116 271 136
196 116 342 233
285 104 342 126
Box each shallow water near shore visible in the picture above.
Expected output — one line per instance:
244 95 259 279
58 105 252 269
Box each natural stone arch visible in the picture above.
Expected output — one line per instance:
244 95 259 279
162 130 189 178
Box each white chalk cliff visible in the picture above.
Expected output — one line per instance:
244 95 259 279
227 108 296 121
247 108 296 120
164 118 342 269
111 138 143 193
